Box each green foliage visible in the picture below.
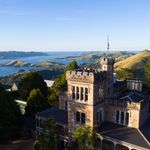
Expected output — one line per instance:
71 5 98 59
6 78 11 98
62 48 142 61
19 71 47 99
48 61 79 105
145 57 150 89
25 89 49 117
116 68 135 80
34 117 58 150
0 89 21 141
73 126 96 150
0 83 4 91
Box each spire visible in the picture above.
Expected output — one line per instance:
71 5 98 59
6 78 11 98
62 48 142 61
107 35 109 55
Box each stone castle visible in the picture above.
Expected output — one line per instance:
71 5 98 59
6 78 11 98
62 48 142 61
36 57 150 150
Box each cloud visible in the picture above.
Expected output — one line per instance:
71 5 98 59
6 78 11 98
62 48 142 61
0 10 34 16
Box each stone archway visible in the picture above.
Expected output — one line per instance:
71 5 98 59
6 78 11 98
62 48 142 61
116 144 129 150
102 139 115 150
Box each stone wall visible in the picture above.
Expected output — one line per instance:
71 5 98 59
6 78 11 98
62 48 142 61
105 102 141 128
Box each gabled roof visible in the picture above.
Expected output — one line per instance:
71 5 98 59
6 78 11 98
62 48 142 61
98 122 150 149
119 91 144 103
36 106 68 126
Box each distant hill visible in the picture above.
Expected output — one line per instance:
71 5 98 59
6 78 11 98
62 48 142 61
114 50 150 80
114 50 150 70
0 60 65 69
0 51 48 59
3 60 31 67
77 51 134 63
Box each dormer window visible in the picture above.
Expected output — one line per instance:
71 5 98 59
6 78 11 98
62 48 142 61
115 110 129 126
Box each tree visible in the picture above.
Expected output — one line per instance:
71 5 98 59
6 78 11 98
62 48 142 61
18 71 47 99
145 57 150 89
48 61 79 105
0 88 21 141
25 89 49 117
116 68 135 80
73 126 97 150
34 117 58 150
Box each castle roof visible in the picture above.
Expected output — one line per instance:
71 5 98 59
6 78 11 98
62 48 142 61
98 121 150 149
36 106 68 126
119 91 144 103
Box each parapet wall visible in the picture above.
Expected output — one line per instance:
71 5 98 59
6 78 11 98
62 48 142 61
66 70 106 83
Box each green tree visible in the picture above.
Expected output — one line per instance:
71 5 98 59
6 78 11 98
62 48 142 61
73 126 97 150
0 88 21 141
18 71 47 99
34 117 58 150
145 57 150 89
48 61 79 105
25 89 49 117
116 68 135 80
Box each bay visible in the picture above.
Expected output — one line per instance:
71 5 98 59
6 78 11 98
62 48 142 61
0 51 87 77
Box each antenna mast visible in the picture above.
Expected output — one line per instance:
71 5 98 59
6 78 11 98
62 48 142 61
107 35 109 56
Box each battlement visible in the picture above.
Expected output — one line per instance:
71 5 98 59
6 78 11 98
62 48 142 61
66 69 106 83
100 57 115 64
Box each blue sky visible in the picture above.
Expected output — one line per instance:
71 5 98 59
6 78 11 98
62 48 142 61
0 0 150 51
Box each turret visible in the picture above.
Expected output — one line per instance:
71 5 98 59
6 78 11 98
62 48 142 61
100 57 115 98
100 57 115 72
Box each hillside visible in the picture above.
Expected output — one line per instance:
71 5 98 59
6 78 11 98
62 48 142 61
77 51 134 63
3 60 31 67
114 50 150 70
114 50 150 80
0 51 48 59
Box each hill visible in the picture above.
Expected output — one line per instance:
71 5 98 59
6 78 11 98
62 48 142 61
3 60 31 67
77 51 134 63
0 51 48 59
114 50 150 70
114 50 150 80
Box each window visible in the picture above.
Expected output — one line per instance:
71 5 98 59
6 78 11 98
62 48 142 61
116 111 119 123
65 101 67 110
76 87 79 100
81 87 84 100
76 112 80 123
126 112 129 125
85 88 88 101
116 111 129 126
97 109 103 124
76 111 86 125
121 112 124 124
81 113 85 124
72 86 75 99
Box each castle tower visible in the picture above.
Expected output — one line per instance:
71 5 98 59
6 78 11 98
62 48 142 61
100 57 115 98
66 70 107 133
100 36 115 98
